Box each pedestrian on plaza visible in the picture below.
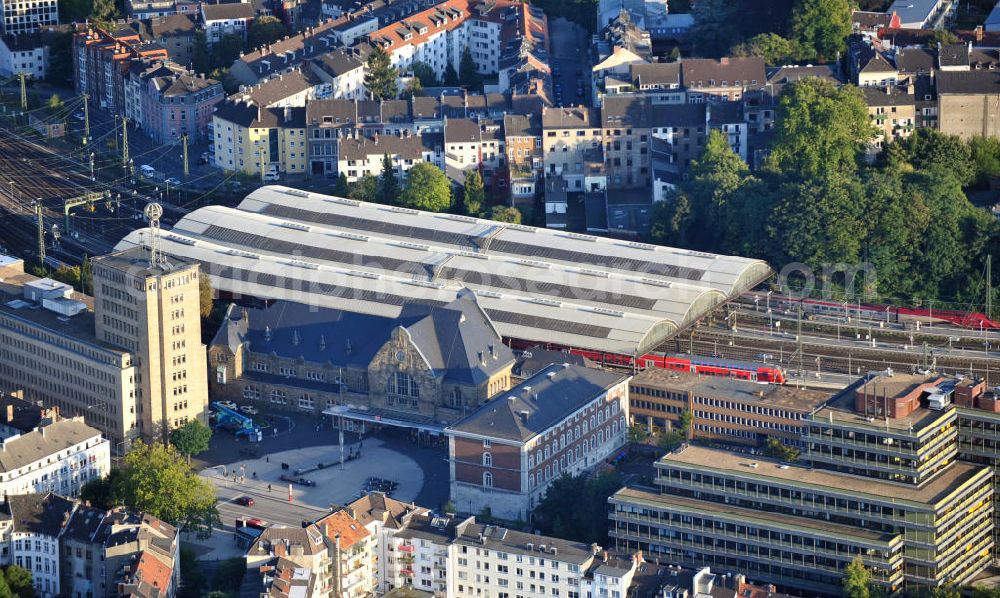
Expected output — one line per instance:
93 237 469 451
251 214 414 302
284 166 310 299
268 484 272 492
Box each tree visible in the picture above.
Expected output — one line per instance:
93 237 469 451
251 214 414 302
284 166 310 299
349 174 379 202
459 46 482 90
668 46 681 62
400 163 451 212
178 547 207 598
401 77 424 99
410 61 440 87
443 63 459 87
247 16 288 50
649 191 694 247
842 556 872 598
762 437 800 462
685 130 753 250
44 30 73 85
690 0 736 57
80 254 92 295
488 205 522 223
365 47 399 101
193 31 213 74
627 424 649 443
212 558 247 593
534 472 622 544
199 273 213 319
657 430 685 451
790 0 851 62
677 410 693 435
731 33 799 64
462 170 485 216
51 265 81 290
115 442 220 535
333 173 351 197
90 0 120 24
170 420 213 463
2 566 37 598
897 128 975 187
765 78 873 180
47 93 63 112
58 0 90 21
214 34 245 70
378 154 400 204
969 135 1000 187
80 467 125 509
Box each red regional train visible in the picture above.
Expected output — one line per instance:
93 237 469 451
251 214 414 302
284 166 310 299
771 296 999 331
568 349 787 384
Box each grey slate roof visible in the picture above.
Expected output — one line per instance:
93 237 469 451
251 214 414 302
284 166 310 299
63 505 110 543
630 62 680 88
894 47 935 74
338 134 426 161
502 113 540 138
8 492 75 537
229 291 513 385
936 70 1000 94
312 49 364 77
0 419 102 473
444 118 481 143
202 2 255 21
680 57 765 88
447 363 627 442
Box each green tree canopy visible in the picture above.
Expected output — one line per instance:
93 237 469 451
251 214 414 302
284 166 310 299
47 94 63 112
333 173 351 197
349 174 379 202
80 467 125 509
443 63 459 87
115 442 220 534
488 205 522 223
534 472 622 543
45 31 74 85
410 61 440 87
896 128 975 187
0 566 36 598
842 556 871 598
365 47 399 101
247 16 288 50
690 0 736 57
686 129 754 250
790 0 851 61
649 191 694 247
462 170 485 216
170 420 213 462
765 78 873 180
969 135 1000 187
199 273 213 319
731 33 799 64
378 154 400 204
459 46 482 90
214 34 246 69
400 163 451 212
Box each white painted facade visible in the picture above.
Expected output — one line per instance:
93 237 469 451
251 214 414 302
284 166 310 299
0 36 46 77
0 421 109 498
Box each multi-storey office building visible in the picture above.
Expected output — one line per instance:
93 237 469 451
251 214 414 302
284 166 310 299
0 0 56 36
805 373 959 486
0 257 140 450
91 247 208 442
628 368 830 447
447 364 629 520
611 444 993 595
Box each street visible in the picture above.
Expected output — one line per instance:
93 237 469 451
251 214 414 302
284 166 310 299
549 18 594 107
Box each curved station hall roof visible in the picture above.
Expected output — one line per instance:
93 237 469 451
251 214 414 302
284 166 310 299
116 186 771 355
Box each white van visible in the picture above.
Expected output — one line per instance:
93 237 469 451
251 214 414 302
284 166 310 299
139 164 156 178
263 172 280 182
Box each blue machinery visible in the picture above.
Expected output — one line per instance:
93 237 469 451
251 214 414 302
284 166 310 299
211 402 262 442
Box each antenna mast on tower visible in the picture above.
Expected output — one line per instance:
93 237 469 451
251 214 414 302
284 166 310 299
144 203 164 266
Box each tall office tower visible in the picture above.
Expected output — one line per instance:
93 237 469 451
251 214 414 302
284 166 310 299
1 0 58 35
91 246 208 442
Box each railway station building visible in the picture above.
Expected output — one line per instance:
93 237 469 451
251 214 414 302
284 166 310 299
116 185 773 360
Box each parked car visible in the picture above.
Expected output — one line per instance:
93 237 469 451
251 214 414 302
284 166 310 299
164 177 181 186
234 496 255 507
239 405 258 415
280 474 316 487
217 400 237 410
73 112 85 121
237 517 267 530
263 172 280 182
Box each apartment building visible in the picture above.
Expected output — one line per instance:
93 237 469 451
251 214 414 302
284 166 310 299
125 60 224 144
336 133 434 182
0 257 140 449
61 506 180 598
211 101 308 175
0 0 56 35
0 30 50 77
601 96 653 190
246 525 332 595
200 1 254 44
936 69 1000 139
502 113 543 209
308 48 367 100
72 25 169 114
0 417 109 498
0 493 75 597
680 57 765 102
91 247 208 442
136 14 197 66
541 105 605 226
628 368 830 447
366 0 470 81
447 364 629 520
208 292 515 429
317 509 378 598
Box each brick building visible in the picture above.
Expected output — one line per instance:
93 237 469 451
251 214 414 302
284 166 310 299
446 363 629 520
72 25 168 115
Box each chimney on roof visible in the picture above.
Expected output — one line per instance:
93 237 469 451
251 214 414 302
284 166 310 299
4 405 11 423
518 410 529 423
976 25 984 43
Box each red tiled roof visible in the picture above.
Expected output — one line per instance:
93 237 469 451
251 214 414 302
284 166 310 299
316 509 370 549
133 552 172 594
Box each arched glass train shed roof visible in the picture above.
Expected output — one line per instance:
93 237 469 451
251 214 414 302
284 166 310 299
115 185 772 356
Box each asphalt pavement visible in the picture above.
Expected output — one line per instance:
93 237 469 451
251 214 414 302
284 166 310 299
549 18 594 107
